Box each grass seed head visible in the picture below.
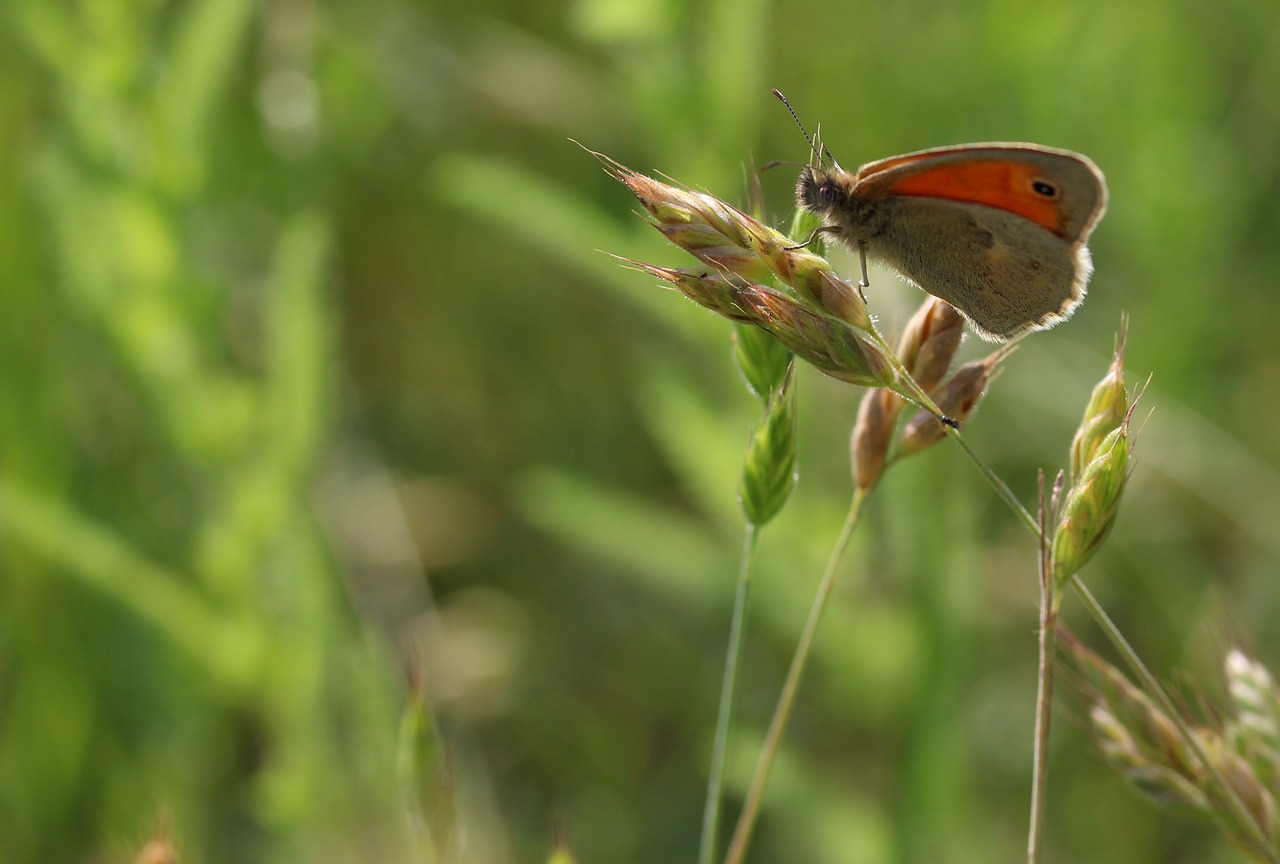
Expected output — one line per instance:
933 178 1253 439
1052 424 1130 584
896 298 965 396
896 356 999 457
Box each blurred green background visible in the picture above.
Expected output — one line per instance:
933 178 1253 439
3 0 1280 861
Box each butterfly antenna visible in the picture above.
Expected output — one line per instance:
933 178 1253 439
771 89 839 169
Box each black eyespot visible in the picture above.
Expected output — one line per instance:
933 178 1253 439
1031 179 1059 198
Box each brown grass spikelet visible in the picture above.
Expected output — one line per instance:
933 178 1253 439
896 349 1007 458
896 298 965 396
616 260 757 323
589 147 874 330
850 298 970 490
851 388 895 492
736 287 895 387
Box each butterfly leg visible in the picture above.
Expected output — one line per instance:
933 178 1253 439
782 224 839 252
856 241 870 301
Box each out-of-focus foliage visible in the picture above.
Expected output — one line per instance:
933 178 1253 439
2 0 1279 862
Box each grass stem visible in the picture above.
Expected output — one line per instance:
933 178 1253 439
699 524 759 864
723 490 867 864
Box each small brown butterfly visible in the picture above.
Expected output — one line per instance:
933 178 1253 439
780 93 1108 341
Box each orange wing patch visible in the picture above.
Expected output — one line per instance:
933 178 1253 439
882 161 1067 236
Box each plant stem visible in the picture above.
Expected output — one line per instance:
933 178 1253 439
1028 604 1058 864
699 524 759 864
722 490 867 864
1027 475 1058 864
943 426 1039 535
879 345 1039 537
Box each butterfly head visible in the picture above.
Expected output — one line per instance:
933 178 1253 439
796 165 856 219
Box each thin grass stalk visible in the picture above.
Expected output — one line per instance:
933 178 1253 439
1028 597 1060 863
943 425 1040 534
722 488 868 864
1028 472 1059 864
699 524 760 864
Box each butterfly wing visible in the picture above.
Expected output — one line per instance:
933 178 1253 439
854 144 1107 241
867 195 1091 340
849 144 1107 340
